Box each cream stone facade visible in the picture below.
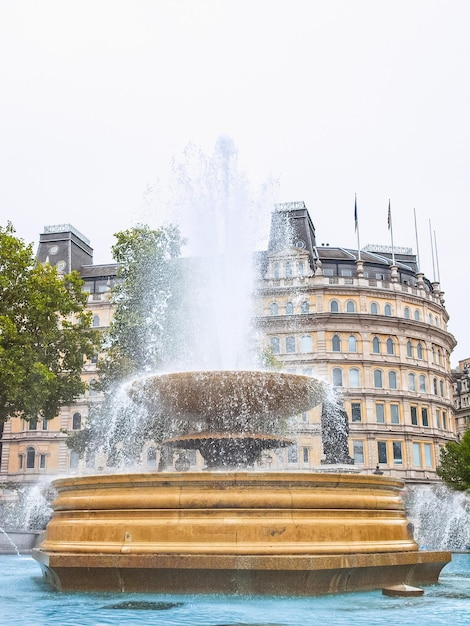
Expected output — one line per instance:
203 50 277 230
452 358 470 436
0 206 463 488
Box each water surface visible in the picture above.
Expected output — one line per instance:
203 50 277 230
2 554 469 625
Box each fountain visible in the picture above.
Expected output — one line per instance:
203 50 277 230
33 367 450 594
32 140 450 594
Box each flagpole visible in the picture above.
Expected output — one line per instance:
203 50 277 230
355 193 361 260
413 208 421 272
388 200 396 265
429 219 437 282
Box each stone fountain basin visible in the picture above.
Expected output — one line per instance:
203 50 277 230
34 472 451 594
127 370 325 423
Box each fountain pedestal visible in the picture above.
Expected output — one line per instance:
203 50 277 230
33 471 450 594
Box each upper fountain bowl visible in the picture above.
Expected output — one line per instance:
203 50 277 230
128 370 325 426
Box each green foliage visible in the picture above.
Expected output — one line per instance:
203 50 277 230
437 430 470 491
259 346 283 371
0 223 99 424
68 224 184 467
98 223 185 388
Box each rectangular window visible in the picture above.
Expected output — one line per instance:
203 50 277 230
286 336 296 353
39 454 46 469
353 440 364 464
28 419 37 431
351 403 362 422
377 441 387 464
341 269 352 277
411 406 418 426
301 411 308 422
18 455 23 470
303 447 309 464
376 403 385 424
424 444 433 468
393 441 403 465
413 443 421 466
270 337 280 354
421 408 429 427
42 419 48 431
390 404 400 424
287 446 298 463
436 409 441 429
442 411 447 430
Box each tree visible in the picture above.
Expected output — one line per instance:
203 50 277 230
436 430 470 491
0 223 98 425
68 224 185 467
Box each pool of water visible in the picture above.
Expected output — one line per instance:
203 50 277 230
2 554 470 625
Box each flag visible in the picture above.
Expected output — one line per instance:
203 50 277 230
354 195 358 232
387 200 391 230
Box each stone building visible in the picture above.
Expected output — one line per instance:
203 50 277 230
452 358 470 437
254 202 457 482
0 204 461 486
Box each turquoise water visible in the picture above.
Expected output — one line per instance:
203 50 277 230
2 554 470 625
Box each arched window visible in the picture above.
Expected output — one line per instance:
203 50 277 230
332 334 341 352
372 337 381 354
370 302 379 314
386 338 394 355
286 336 296 353
332 368 343 387
26 447 35 469
285 302 294 315
72 412 82 430
388 371 397 389
92 315 100 327
438 350 442 365
440 380 444 396
407 341 413 358
285 261 293 278
384 304 392 316
298 261 304 277
373 369 383 388
273 263 280 279
428 313 433 325
301 300 310 314
417 343 423 359
349 368 360 387
348 335 357 352
346 300 356 313
270 337 280 354
269 302 278 315
330 300 339 313
301 335 313 353
414 309 420 321
404 307 410 319
147 447 157 468
433 378 438 395
408 373 416 391
419 375 426 392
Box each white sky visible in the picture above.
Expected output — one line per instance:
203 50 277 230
1 0 469 365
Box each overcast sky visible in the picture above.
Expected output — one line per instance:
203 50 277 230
1 0 469 365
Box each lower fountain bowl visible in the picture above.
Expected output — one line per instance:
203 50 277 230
33 471 451 594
